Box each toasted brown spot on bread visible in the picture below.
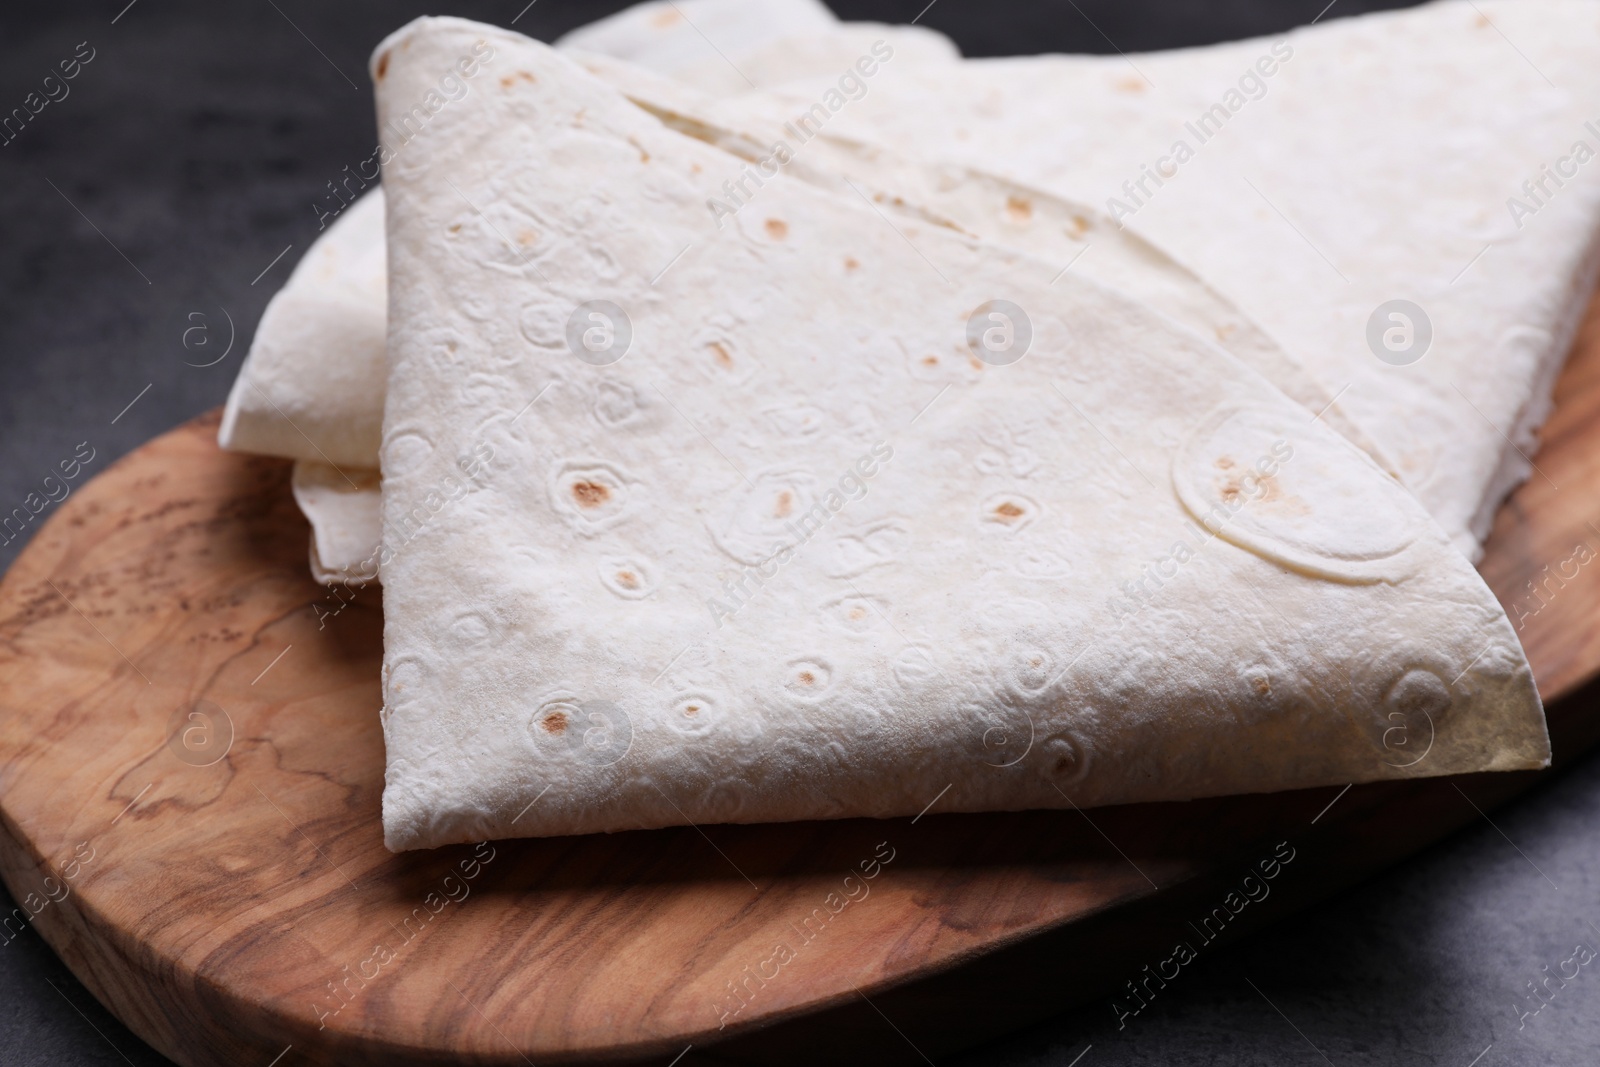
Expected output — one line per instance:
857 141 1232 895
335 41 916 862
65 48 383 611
1005 195 1033 222
798 671 815 685
844 256 860 271
616 571 639 589
994 502 1025 521
541 711 567 734
775 491 794 518
765 218 789 240
572 481 610 507
1220 469 1283 506
376 53 390 79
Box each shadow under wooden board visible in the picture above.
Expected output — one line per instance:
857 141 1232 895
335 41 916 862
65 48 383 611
3 294 1600 1067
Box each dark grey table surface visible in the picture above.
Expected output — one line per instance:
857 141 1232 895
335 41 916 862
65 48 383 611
3 1 1598 1064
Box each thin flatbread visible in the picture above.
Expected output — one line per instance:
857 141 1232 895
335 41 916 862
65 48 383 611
370 18 1546 849
221 0 842 464
218 187 386 468
227 0 887 577
292 462 383 585
577 50 1376 457
773 0 1600 557
229 51 1380 583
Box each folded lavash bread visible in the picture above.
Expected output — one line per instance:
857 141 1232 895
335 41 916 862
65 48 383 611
218 187 387 469
370 17 1547 849
224 0 865 580
225 50 1374 584
770 0 1600 559
218 183 387 583
219 0 836 477
291 462 382 585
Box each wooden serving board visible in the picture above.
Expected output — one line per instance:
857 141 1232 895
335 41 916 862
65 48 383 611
5 296 1600 1067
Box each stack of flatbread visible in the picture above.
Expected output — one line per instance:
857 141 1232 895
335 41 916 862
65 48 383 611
218 0 1600 851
